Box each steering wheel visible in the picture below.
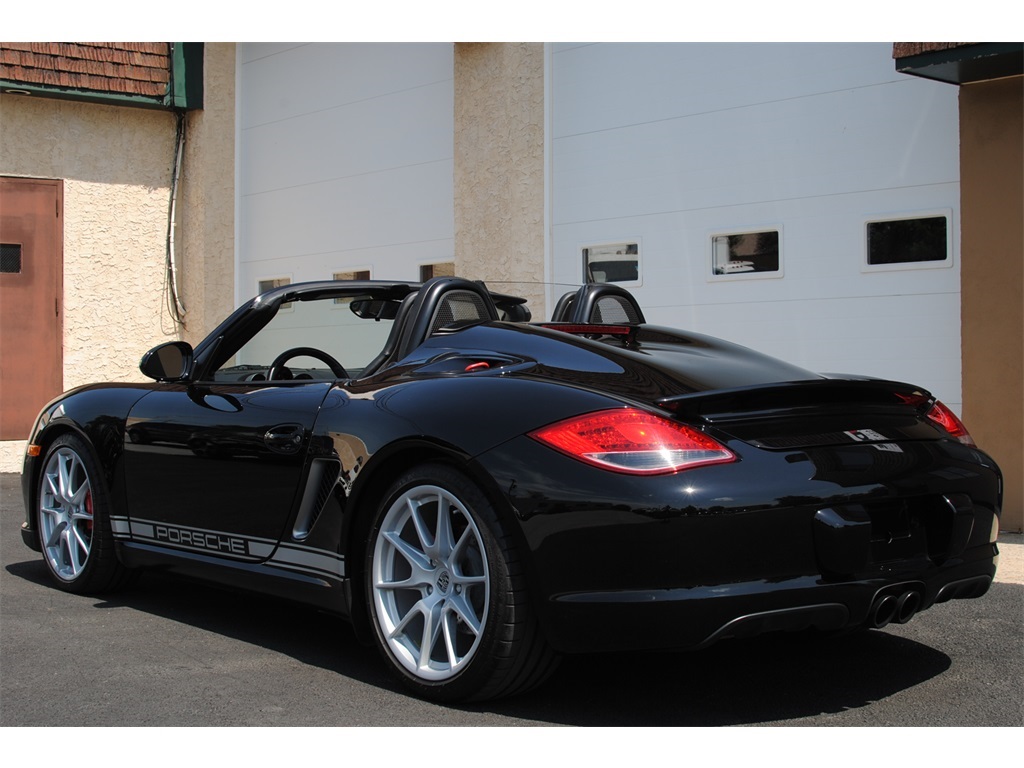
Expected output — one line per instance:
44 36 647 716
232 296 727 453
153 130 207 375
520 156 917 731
267 347 349 381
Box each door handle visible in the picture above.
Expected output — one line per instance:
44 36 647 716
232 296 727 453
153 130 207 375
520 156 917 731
264 423 305 454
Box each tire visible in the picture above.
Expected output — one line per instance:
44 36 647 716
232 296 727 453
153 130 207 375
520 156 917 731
36 433 131 594
366 463 558 702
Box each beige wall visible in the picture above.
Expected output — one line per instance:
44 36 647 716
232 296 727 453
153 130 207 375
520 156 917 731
0 95 180 383
179 42 236 349
454 43 546 315
0 43 237 472
0 95 179 469
959 77 1024 532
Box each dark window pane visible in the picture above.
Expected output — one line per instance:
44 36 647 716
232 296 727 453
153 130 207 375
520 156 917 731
868 217 947 265
712 231 779 275
1 243 22 274
583 243 639 283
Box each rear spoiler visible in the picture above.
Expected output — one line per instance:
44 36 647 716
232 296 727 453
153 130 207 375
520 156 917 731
657 378 933 424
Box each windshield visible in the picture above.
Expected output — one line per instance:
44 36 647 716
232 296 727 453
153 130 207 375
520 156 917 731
208 280 601 384
215 296 396 381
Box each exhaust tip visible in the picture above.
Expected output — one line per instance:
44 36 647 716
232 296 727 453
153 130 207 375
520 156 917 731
895 590 921 624
871 595 898 628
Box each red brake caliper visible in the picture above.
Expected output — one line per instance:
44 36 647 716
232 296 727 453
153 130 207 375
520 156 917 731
84 491 94 536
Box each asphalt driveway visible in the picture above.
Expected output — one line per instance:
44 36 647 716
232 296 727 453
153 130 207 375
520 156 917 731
2 472 1021 727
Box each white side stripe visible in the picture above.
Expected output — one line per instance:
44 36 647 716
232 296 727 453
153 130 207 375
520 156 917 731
112 517 345 580
269 544 346 579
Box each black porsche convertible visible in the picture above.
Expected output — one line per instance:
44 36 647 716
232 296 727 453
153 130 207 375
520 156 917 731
20 277 1002 702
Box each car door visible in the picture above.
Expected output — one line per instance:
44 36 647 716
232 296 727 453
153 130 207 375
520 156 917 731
121 379 333 562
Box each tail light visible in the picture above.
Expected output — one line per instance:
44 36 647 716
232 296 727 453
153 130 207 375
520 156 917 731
926 400 976 446
529 408 736 475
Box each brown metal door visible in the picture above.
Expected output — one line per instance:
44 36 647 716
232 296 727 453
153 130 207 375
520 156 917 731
0 177 63 440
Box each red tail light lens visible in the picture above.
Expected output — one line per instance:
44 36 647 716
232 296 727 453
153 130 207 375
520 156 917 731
529 408 736 475
926 401 976 446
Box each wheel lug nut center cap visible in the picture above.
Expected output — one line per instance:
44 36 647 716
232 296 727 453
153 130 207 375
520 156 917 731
436 570 450 594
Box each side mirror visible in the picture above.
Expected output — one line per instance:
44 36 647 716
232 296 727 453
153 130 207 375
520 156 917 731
140 341 194 381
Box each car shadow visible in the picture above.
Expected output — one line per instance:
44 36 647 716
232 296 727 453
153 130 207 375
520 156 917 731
477 630 952 726
4 558 399 696
5 558 952 726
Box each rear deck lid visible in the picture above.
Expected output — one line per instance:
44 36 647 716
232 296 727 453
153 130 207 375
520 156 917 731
658 379 947 448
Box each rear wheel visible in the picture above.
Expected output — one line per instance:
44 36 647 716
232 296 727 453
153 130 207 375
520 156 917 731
366 463 557 702
37 434 130 593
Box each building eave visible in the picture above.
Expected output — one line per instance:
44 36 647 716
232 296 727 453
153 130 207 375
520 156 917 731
895 42 1024 85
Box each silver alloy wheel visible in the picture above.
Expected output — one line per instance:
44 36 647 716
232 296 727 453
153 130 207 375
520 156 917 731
39 446 94 582
371 483 490 682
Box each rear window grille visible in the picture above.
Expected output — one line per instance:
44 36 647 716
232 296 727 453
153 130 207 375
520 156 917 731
592 295 641 324
430 290 492 334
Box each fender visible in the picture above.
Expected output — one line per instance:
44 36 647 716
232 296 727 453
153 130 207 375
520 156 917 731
22 383 159 537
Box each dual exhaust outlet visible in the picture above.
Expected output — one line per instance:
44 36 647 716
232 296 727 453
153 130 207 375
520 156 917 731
869 589 922 628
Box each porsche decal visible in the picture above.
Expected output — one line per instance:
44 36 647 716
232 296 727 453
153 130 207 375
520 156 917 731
112 517 345 579
128 519 257 556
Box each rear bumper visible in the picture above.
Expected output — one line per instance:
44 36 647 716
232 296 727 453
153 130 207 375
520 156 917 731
539 547 996 653
476 435 1002 654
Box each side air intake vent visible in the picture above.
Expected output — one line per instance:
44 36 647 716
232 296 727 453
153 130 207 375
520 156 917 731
292 458 342 539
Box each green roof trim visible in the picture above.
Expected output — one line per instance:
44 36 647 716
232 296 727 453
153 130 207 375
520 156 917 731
896 42 1023 85
0 81 168 109
171 42 204 110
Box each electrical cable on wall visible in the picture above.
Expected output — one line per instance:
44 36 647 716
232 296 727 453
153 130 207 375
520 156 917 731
165 109 188 326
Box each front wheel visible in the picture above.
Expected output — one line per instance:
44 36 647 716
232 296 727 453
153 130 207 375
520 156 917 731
37 433 131 593
366 463 557 702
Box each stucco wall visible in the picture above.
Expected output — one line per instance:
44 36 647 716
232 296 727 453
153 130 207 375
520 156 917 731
960 77 1023 531
454 43 546 314
0 45 237 472
180 42 236 348
0 94 179 470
